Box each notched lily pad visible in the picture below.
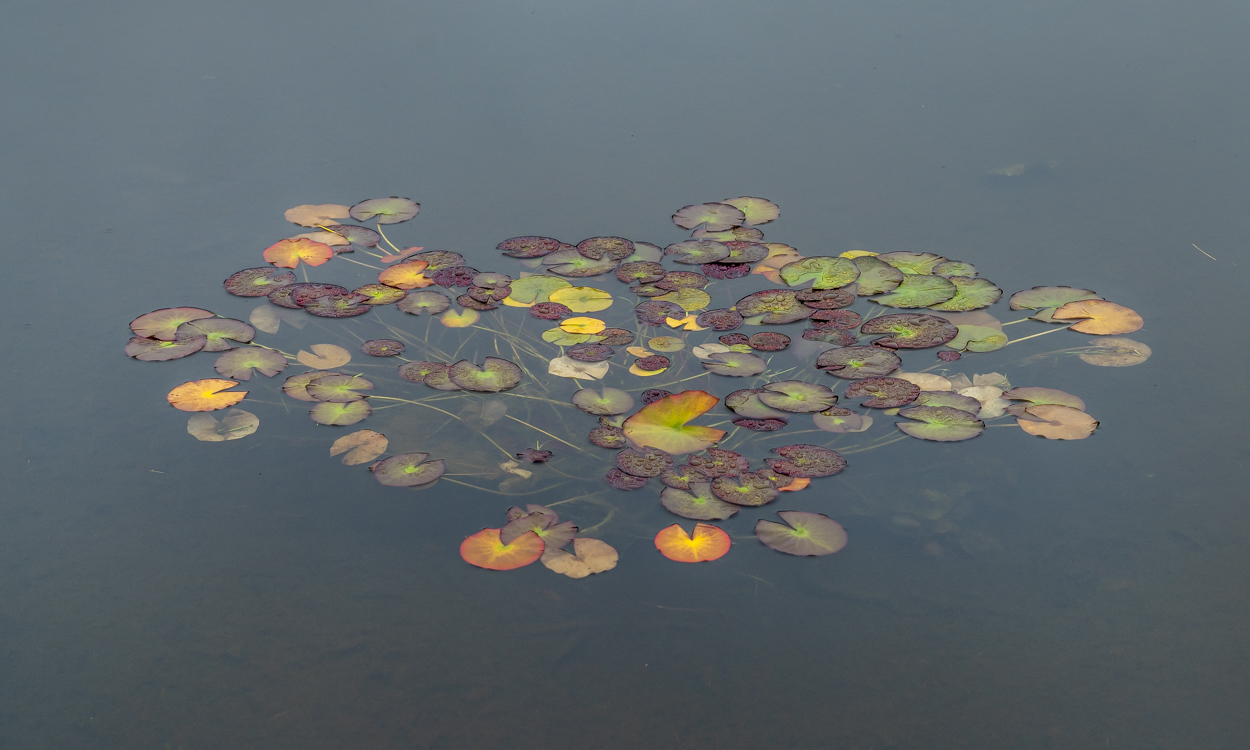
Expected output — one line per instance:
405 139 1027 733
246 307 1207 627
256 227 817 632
712 473 780 506
577 236 634 261
689 448 750 478
572 387 635 416
815 346 901 379
567 343 614 362
605 467 648 490
1002 387 1086 411
660 482 739 520
1078 337 1151 367
696 308 744 331
758 381 839 413
878 251 947 275
725 389 790 420
913 391 983 413
588 423 628 449
499 236 564 258
1009 286 1101 322
702 262 751 279
860 313 957 349
542 537 618 578
447 357 523 392
657 271 709 291
306 374 374 402
721 241 770 264
616 261 667 283
397 290 451 316
851 256 904 296
225 267 296 297
803 328 857 346
168 379 246 412
928 276 1002 311
635 300 684 326
187 408 259 442
126 335 205 361
131 308 215 341
748 332 791 351
844 376 920 408
733 418 787 431
813 406 870 433
811 309 862 329
872 274 956 308
735 290 812 324
797 288 855 309
659 463 708 489
542 247 619 277
1052 300 1143 335
672 202 746 231
303 293 372 318
615 446 675 477
780 256 860 290
756 511 848 556
310 399 372 426
214 347 287 380
896 405 985 441
665 240 730 264
702 351 768 377
766 444 847 478
371 453 446 486
349 197 419 224
362 339 404 357
323 224 382 247
353 284 407 305
1018 404 1098 440
722 196 780 226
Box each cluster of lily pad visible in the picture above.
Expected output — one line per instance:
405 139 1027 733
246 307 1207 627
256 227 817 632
124 194 1148 575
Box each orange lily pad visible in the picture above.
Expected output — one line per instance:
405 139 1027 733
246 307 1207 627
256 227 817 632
1052 299 1143 335
654 522 731 563
329 429 388 465
296 344 351 369
263 238 334 269
441 309 480 328
284 203 351 227
460 528 544 570
167 379 247 412
622 390 726 455
377 260 432 289
1018 404 1099 440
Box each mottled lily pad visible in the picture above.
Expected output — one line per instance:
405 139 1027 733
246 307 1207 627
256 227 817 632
657 272 709 291
286 284 349 307
597 328 634 346
748 332 790 351
306 374 374 402
724 389 791 420
542 247 619 277
711 473 780 506
572 387 635 416
844 376 920 408
896 405 985 441
660 482 739 520
528 302 572 321
665 240 730 264
225 267 296 297
361 339 405 357
815 346 901 379
408 250 466 270
803 328 857 345
349 197 419 224
689 448 750 478
303 292 372 318
131 307 215 341
186 408 260 442
948 325 1007 352
1009 286 1101 322
701 262 751 279
722 196 779 226
812 406 869 433
500 512 577 549
397 290 451 316
615 446 675 477
758 381 839 413
702 352 768 377
721 241 770 264
934 260 977 277
672 203 746 231
395 361 441 384
860 313 957 349
654 288 711 312
733 418 787 431
125 335 205 361
878 251 947 275
735 289 813 324
658 463 708 489
310 399 372 426
371 453 445 486
213 347 287 380
456 294 497 311
263 238 334 268
928 276 1003 312
616 261 667 283
696 308 744 331
604 467 648 490
635 300 685 326
498 236 564 258
577 236 634 261
766 444 847 478
779 256 860 290
431 266 478 288
447 357 523 392
756 511 848 556
797 288 855 309
588 422 628 449
810 309 862 329
872 275 957 308
913 391 983 413
851 256 904 296
567 343 614 362
634 355 670 372
517 448 552 463
352 284 407 305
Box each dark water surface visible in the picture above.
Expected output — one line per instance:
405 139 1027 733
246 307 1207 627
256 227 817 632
3 1 1249 747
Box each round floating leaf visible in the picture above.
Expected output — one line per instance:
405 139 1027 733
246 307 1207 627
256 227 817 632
498 236 563 258
657 271 709 291
934 260 977 277
408 250 465 270
615 446 675 477
758 381 839 413
214 347 287 380
816 346 901 379
542 247 619 277
688 448 750 478
1078 337 1151 367
721 241 769 264
263 238 334 269
647 336 685 353
506 275 573 305
517 448 552 463
913 391 982 413
349 197 419 224
860 313 957 349
722 196 779 226
661 481 740 520
310 399 372 426
302 292 372 318
352 284 406 305
1002 387 1086 411
703 262 751 280
635 300 684 326
362 339 405 357
734 418 787 431
894 373 952 391
542 538 618 578
224 267 296 297
529 302 572 320
448 357 523 392
813 406 870 433
125 336 205 361
167 379 247 412
370 453 445 487
896 405 985 441
1009 286 1101 322
735 290 812 324
589 423 627 449
567 343 614 362
186 408 259 442
1018 404 1099 440
752 245 803 283
617 261 667 283
702 352 768 378
851 256 904 296
803 328 857 345
431 266 478 288
306 373 374 402
297 344 351 370
878 251 947 275
460 528 543 570
779 256 860 290
928 276 1003 312
633 355 670 373
440 309 481 328
938 351 962 361
696 309 744 331
665 240 730 264
289 230 351 250
577 236 634 260
604 467 648 490
130 307 215 341
501 513 577 548
654 288 711 313
622 241 664 263
543 327 597 346
766 444 847 478
1052 300 1143 335
547 286 614 313
957 386 1010 419
559 317 606 335
396 290 451 316
572 387 635 416
756 511 848 556
748 332 790 351
284 203 351 227
872 274 956 308
844 376 920 408
377 260 433 289
672 203 746 231
711 473 780 507
396 361 442 384
725 389 790 420
622 390 726 455
797 288 855 309
283 371 337 401
654 523 732 562
321 224 381 247
548 356 609 380
692 343 731 359
948 325 1007 352
694 226 764 241
330 429 388 465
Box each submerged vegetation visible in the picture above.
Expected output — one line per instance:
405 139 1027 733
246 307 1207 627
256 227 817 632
124 196 1148 576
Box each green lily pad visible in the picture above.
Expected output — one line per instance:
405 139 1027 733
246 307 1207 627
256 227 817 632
878 251 948 275
756 511 848 556
353 284 407 305
349 197 419 224
224 267 296 297
860 313 957 349
815 346 901 379
722 196 780 226
542 328 597 346
896 405 985 441
1002 387 1086 411
948 325 1007 352
306 374 374 402
735 289 813 324
447 357 523 392
779 256 860 290
130 307 216 341
871 275 957 308
711 472 780 507
812 406 869 433
310 399 372 426
370 453 446 486
572 387 636 416
507 275 573 304
1008 286 1101 322
175 318 255 352
851 256 904 296
928 276 1002 311
542 247 619 277
702 352 768 377
125 335 205 361
396 290 451 316
757 381 839 413
660 482 739 520
213 347 287 380
665 240 730 264
933 260 977 277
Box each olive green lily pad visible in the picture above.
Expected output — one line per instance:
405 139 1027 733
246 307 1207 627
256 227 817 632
1008 286 1101 322
928 276 1002 312
447 357 523 392
371 453 446 486
130 307 216 341
933 260 977 277
672 202 746 231
779 256 860 290
896 405 985 441
913 391 983 413
396 290 451 316
735 289 813 324
282 371 338 401
755 511 848 556
306 374 375 402
878 252 948 275
310 399 372 426
506 275 573 304
702 352 768 377
860 313 957 349
572 387 636 416
757 381 839 413
660 482 739 520
722 196 780 226
871 275 957 308
349 197 419 224
542 247 619 277
815 346 901 379
948 325 1008 352
542 327 597 346
664 240 730 264
213 347 287 380
851 256 904 296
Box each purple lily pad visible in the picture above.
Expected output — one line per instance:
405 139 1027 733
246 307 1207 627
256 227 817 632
125 335 205 361
431 266 478 288
735 289 813 324
362 339 405 357
660 482 739 520
672 203 746 231
758 381 839 413
588 423 628 449
396 290 452 316
860 313 958 349
456 294 497 311
938 350 962 361
604 467 647 490
797 289 855 309
711 473 780 507
748 332 791 351
353 284 407 305
225 267 296 297
657 271 710 291
635 300 684 326
528 302 572 320
615 446 675 477
371 453 445 487
635 355 670 372
467 285 511 303
323 224 381 247
498 236 564 258
568 343 614 362
702 262 751 279
289 283 350 307
665 240 730 264
733 418 787 431
815 346 901 379
303 293 372 318
721 241 769 264
616 261 667 284
696 309 744 331
766 444 847 478
597 328 634 346
811 309 863 329
719 333 749 346
702 351 768 377
659 463 709 489
398 361 446 384
641 389 673 405
689 448 750 478
843 376 920 408
175 318 255 352
577 236 635 261
803 329 858 346
516 448 553 463
501 513 577 548
409 250 466 270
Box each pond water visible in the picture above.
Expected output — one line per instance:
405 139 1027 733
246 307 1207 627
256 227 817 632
3 1 1249 747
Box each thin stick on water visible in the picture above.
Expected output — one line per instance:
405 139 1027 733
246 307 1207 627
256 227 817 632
376 224 403 254
1193 243 1217 260
1004 324 1074 346
336 255 383 271
503 414 589 453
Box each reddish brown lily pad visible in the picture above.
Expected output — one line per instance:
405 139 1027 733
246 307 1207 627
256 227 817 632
362 339 405 357
578 236 634 260
815 346 901 379
711 472 779 506
844 376 920 408
748 332 791 351
735 290 812 324
696 309 744 331
615 447 675 477
605 467 648 490
766 444 847 478
499 236 564 258
635 300 684 326
225 268 296 297
689 448 750 478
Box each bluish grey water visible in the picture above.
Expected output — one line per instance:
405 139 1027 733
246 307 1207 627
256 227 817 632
2 1 1248 747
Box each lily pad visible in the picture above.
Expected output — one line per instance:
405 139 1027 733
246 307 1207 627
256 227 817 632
506 275 573 305
377 260 432 290
622 390 726 455
622 242 663 263
306 374 374 402
672 203 746 231
766 444 847 478
548 286 613 313
302 293 372 318
657 272 709 291
748 332 791 351
167 379 247 412
711 473 780 507
695 309 744 331
811 309 862 329
214 347 287 380
913 391 983 413
1052 300 1143 335
349 197 419 224
588 423 628 449
605 467 648 490
635 300 685 326
460 528 543 570
615 446 675 477
529 302 572 320
860 313 957 349
660 482 739 521
779 256 860 290
125 335 205 361
397 361 443 384
654 288 711 313
702 262 751 279
797 288 855 309
721 241 770 264
396 290 451 316
722 196 780 226
724 389 790 421
353 284 407 305
440 309 481 328
633 355 670 373
284 203 351 227
844 376 920 408
1079 337 1152 367
851 256 904 296
498 236 564 258
734 418 788 431
130 307 215 341
654 522 732 562
735 289 812 324
409 250 466 270
448 358 523 392
296 343 351 369
500 512 577 548
689 448 750 478
263 238 334 268
517 448 553 463
371 453 444 487
224 267 296 297
933 260 977 277
803 329 858 345
559 317 606 335
658 463 708 489
572 387 635 416
567 343 614 362
957 386 1010 419
815 346 901 379
872 274 957 308
577 236 634 261
813 406 870 433
322 224 381 247
616 261 668 283
756 511 848 556
543 328 597 346
665 240 730 264
310 400 372 426
283 371 337 401
330 429 388 465
928 276 1003 312
647 336 685 353
1009 286 1101 322
431 266 478 288
542 538 618 578
1018 404 1099 440
758 381 839 413
948 325 1007 352
896 405 985 441
702 352 768 378
361 339 405 357
186 408 259 442
1002 387 1086 411
549 356 610 380
542 247 619 277
878 251 947 275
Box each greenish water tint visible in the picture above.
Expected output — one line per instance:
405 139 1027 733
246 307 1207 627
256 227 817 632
2 0 1249 747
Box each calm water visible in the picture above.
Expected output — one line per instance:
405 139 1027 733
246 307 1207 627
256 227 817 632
3 1 1249 747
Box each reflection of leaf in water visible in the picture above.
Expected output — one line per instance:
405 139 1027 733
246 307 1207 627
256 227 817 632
330 429 388 465
187 409 259 442
543 538 619 578
1078 337 1151 367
